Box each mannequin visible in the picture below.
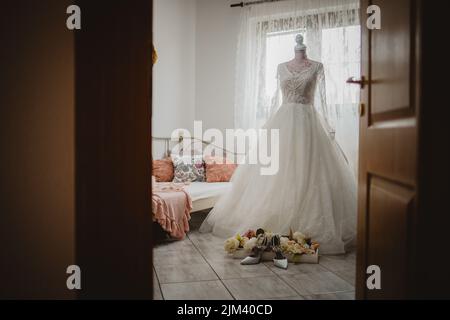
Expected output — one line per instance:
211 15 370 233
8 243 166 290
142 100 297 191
286 34 312 72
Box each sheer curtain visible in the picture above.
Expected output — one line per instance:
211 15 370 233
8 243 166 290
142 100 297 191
234 0 360 176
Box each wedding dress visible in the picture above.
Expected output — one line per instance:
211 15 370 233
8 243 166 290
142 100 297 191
200 60 357 254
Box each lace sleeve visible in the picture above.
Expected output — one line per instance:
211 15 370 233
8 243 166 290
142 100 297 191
269 65 282 119
314 63 336 138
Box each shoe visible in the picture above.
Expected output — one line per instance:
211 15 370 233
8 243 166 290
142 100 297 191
241 247 263 265
272 235 288 269
240 254 262 265
273 255 288 269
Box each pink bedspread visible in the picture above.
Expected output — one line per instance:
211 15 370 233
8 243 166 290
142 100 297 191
152 182 192 239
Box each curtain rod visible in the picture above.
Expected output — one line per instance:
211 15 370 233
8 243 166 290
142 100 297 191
230 0 285 8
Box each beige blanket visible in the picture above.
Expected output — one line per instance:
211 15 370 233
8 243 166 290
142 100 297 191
152 182 192 239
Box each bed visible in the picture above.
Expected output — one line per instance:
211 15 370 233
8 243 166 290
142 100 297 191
185 181 231 212
151 180 230 240
152 136 235 239
152 135 238 214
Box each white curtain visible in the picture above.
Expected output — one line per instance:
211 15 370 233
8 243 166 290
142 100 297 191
234 0 360 176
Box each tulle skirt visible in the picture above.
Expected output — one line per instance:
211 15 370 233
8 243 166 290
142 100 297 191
199 102 357 254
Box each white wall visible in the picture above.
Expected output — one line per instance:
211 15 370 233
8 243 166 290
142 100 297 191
153 0 197 138
153 0 240 158
195 0 240 132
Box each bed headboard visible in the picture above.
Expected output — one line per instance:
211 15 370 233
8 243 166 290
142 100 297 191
152 135 244 160
152 136 176 159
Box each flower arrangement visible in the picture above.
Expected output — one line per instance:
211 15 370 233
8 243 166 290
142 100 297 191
224 228 320 263
224 228 260 253
281 231 319 256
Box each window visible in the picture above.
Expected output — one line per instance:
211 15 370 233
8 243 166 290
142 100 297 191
262 25 360 108
321 25 361 106
259 30 306 127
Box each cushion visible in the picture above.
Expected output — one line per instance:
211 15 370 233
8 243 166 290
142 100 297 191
172 155 205 183
152 157 174 182
205 156 238 183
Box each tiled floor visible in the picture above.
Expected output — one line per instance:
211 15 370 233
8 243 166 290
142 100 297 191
153 230 356 300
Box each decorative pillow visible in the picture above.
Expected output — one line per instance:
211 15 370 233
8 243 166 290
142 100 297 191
152 157 174 182
172 155 205 183
205 156 238 183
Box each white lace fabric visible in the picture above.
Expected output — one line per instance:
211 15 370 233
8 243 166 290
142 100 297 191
280 62 317 104
270 60 335 136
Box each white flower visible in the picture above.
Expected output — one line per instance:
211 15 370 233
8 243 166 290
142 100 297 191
243 237 258 251
292 243 305 254
283 242 306 255
224 238 240 253
240 236 249 248
293 231 305 240
280 237 289 250
293 231 307 244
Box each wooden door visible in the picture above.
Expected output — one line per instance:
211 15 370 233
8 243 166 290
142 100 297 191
356 0 420 299
0 0 75 299
75 0 154 299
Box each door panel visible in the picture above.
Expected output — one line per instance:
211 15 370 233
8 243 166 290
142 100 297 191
366 124 416 186
371 0 411 118
356 0 419 299
366 176 414 299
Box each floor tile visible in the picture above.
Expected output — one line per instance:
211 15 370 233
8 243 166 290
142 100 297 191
281 271 354 296
319 254 355 272
153 245 205 267
154 238 196 253
332 267 356 286
320 254 356 286
264 296 305 300
303 291 355 300
153 270 163 300
196 246 231 263
264 261 329 276
161 280 233 300
153 283 164 300
223 276 297 300
155 263 218 284
347 252 357 261
189 232 225 250
210 259 273 280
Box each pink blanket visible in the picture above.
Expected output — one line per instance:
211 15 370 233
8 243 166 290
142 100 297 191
152 182 192 239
